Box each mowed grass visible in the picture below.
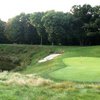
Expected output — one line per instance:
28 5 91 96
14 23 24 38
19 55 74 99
0 44 100 82
24 45 100 77
50 57 100 82
0 44 100 99
25 45 100 83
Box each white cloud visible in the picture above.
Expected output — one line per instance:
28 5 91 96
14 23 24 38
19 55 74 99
0 0 99 21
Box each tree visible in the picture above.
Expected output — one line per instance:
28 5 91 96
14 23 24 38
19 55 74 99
2 4 100 45
5 13 39 44
71 4 93 45
30 12 47 45
0 19 6 43
42 11 67 45
84 6 100 45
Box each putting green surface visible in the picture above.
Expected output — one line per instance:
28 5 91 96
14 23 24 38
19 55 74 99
50 57 100 82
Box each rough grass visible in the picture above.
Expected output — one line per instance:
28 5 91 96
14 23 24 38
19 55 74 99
0 81 100 100
0 44 100 99
0 71 53 86
1 72 100 100
0 44 100 82
0 44 60 71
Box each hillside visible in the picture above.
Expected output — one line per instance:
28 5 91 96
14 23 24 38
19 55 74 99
0 44 100 100
0 44 100 82
0 44 64 71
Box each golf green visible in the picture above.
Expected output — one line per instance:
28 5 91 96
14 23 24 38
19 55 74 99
50 57 100 82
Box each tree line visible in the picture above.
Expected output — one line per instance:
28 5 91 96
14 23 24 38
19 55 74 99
0 4 100 46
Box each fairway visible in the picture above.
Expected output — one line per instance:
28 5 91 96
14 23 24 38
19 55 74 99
50 57 100 82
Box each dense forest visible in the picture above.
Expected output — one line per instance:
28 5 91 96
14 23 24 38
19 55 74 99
0 4 100 45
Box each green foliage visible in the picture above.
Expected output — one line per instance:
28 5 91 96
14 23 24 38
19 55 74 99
42 11 67 45
0 4 99 45
0 55 20 71
5 13 39 44
0 20 6 43
0 44 59 71
30 12 48 45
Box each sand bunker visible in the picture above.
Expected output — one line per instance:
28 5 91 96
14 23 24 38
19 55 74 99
38 54 61 63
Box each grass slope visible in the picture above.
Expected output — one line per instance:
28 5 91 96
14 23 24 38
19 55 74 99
0 44 60 71
0 44 100 82
0 44 100 99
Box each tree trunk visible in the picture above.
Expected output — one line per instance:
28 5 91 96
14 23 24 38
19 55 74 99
51 41 54 46
79 39 84 46
40 35 42 45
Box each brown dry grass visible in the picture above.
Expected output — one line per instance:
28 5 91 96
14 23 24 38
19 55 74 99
0 71 53 86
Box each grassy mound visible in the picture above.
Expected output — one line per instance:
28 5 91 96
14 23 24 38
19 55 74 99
0 45 100 99
0 44 60 71
0 44 100 83
50 57 100 82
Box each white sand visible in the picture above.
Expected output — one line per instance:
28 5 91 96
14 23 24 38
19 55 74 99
38 54 61 63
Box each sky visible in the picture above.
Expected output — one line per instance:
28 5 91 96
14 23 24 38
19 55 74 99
0 0 99 21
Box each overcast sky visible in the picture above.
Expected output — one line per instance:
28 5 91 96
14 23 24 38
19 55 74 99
0 0 99 21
